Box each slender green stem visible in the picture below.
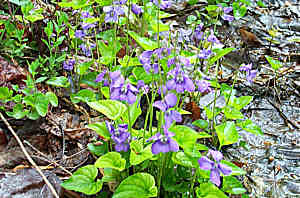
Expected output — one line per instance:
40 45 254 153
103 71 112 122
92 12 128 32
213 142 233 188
143 94 151 146
157 153 166 197
211 60 220 145
189 168 198 198
127 104 132 133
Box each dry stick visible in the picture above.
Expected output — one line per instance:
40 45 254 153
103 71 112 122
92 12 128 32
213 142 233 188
0 112 60 198
24 140 72 175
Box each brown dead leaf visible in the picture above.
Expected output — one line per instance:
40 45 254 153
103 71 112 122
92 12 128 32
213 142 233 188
185 101 202 121
239 27 262 46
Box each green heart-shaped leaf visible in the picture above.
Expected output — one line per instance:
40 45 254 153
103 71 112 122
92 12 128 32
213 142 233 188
61 165 103 195
88 100 127 120
95 152 126 171
113 173 157 198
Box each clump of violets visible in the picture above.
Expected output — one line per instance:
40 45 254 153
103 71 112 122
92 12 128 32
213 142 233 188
63 59 75 71
198 150 232 186
193 24 204 41
207 29 221 44
103 0 126 23
166 57 195 93
106 121 131 152
147 125 179 154
239 63 257 83
109 71 138 104
79 43 96 57
138 48 171 74
219 5 234 22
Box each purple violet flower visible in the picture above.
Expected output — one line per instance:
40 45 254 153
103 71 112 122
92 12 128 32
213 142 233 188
164 110 182 128
118 0 127 4
144 63 159 74
194 24 204 41
139 50 153 64
196 80 211 93
167 57 176 67
63 59 75 71
198 49 212 59
207 30 221 44
75 30 85 39
239 63 252 72
246 70 257 83
103 5 125 23
147 126 179 154
198 150 232 186
131 4 142 15
222 7 234 22
79 44 92 57
110 72 139 104
106 121 131 152
166 66 195 93
154 47 171 60
137 80 149 94
95 69 107 83
152 0 171 9
81 22 97 30
81 11 92 19
153 93 177 112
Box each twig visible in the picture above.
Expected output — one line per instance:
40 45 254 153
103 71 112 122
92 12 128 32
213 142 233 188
24 140 72 175
0 112 60 198
267 99 300 130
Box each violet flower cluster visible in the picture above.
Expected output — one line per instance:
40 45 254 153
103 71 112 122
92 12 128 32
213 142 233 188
219 5 234 22
198 150 232 186
106 121 131 152
103 0 127 23
63 59 75 71
239 63 257 83
110 71 139 105
166 57 195 93
139 47 171 74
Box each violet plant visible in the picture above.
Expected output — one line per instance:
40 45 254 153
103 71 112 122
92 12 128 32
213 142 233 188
34 0 264 197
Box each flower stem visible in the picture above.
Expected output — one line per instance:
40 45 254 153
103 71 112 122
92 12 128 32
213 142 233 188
127 104 132 133
189 168 198 198
157 153 166 197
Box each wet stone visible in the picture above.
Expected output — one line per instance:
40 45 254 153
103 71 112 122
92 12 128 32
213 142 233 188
0 168 63 198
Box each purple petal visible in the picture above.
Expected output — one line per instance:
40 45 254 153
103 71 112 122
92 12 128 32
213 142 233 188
209 150 223 162
176 83 185 93
210 168 221 186
198 156 214 170
115 143 130 152
184 77 195 92
166 79 176 91
223 14 234 22
223 7 232 13
164 93 177 108
127 91 137 104
167 138 179 152
110 88 121 100
170 110 182 122
152 140 170 154
246 70 257 83
218 163 232 176
239 63 252 72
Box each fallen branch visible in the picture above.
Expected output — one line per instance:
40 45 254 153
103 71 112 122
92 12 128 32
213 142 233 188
0 112 60 198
